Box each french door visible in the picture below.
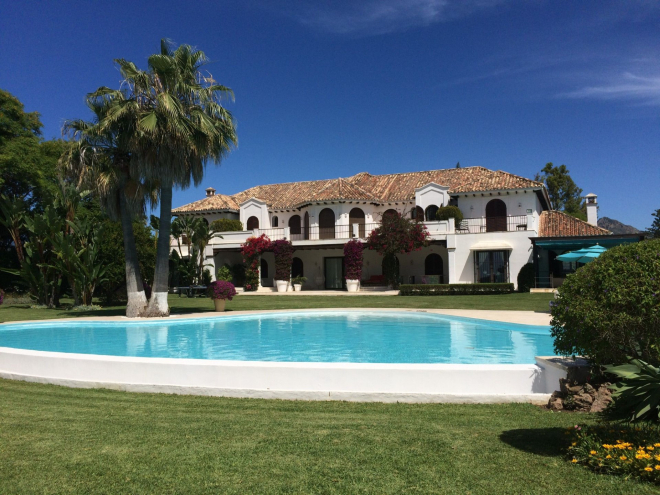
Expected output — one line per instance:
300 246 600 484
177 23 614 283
324 257 344 290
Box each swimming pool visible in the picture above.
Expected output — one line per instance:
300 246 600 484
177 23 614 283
0 311 553 364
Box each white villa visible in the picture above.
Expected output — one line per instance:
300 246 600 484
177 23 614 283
171 166 639 290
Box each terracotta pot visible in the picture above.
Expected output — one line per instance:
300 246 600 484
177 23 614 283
213 299 226 312
346 279 360 292
275 280 289 293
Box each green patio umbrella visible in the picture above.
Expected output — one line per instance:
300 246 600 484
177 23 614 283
556 244 607 264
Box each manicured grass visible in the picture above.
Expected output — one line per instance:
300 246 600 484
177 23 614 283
0 293 553 322
0 378 655 494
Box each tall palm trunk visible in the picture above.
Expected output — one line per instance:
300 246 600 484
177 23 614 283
145 179 172 316
119 189 147 317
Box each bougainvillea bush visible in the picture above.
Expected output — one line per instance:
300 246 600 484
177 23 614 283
207 280 237 301
344 239 364 280
568 423 660 484
550 239 660 366
240 234 270 292
270 239 295 281
366 211 430 287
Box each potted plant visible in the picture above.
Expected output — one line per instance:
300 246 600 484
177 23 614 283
292 276 307 291
344 239 364 292
271 239 295 293
207 280 237 312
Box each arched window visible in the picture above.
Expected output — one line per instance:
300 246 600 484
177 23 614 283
292 257 303 278
349 207 366 238
304 212 310 240
425 253 444 280
425 205 439 221
247 216 259 230
412 206 424 222
272 216 279 227
485 199 507 232
289 215 301 238
260 258 269 279
382 209 398 221
319 208 335 239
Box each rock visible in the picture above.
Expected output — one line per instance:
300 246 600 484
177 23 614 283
590 385 613 413
560 378 584 395
573 391 595 410
583 383 596 395
548 396 564 411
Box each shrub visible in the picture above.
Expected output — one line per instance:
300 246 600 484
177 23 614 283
344 239 364 280
270 239 295 281
550 239 660 367
210 219 243 232
202 268 212 286
216 265 232 282
292 276 307 285
567 423 660 484
435 205 464 228
517 262 535 292
399 283 514 295
240 235 270 291
229 263 246 287
603 359 660 423
207 280 237 301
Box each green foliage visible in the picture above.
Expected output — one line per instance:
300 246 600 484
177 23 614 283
216 265 232 282
202 268 212 286
535 162 586 220
550 239 660 366
399 283 514 296
210 218 243 232
516 262 535 292
229 263 246 287
567 423 660 483
292 276 307 285
604 359 660 423
648 209 660 239
435 205 463 228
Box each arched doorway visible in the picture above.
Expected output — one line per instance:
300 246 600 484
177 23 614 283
247 216 259 230
349 207 366 238
486 199 507 232
260 258 269 278
304 212 310 240
382 209 398 221
425 253 444 283
289 215 301 239
425 205 439 221
412 206 424 222
381 254 399 286
272 216 279 227
319 208 335 239
292 257 303 278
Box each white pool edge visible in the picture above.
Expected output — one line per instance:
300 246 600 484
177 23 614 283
0 347 565 404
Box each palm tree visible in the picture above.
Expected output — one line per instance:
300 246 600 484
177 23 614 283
191 218 222 283
62 93 154 317
113 40 237 316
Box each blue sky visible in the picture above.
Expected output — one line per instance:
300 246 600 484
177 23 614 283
1 0 658 229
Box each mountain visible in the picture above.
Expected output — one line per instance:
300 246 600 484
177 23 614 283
597 217 640 235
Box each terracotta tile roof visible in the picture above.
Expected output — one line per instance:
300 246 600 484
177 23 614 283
172 193 240 213
539 210 611 237
173 166 546 212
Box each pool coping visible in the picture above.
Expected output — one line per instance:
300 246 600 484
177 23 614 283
0 309 561 404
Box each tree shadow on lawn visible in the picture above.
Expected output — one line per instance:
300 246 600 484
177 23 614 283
499 427 570 457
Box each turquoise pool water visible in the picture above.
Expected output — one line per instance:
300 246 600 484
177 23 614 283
0 311 553 364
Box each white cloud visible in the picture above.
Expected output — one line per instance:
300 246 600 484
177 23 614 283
561 72 660 106
277 0 507 36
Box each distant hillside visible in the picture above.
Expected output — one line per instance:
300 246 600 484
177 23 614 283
598 217 640 235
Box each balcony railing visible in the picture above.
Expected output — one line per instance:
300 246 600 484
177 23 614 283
455 215 529 234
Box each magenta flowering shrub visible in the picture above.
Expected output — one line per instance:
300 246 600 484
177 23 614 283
344 239 364 280
240 234 270 291
208 280 237 301
270 239 295 281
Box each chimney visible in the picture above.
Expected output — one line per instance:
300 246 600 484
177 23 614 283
205 187 216 197
585 193 597 226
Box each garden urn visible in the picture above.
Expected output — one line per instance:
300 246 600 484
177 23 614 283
276 280 289 293
346 279 360 292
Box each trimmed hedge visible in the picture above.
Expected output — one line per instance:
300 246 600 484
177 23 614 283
517 262 535 292
210 219 243 232
399 283 514 296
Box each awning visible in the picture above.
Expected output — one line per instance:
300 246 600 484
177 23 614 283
469 241 513 251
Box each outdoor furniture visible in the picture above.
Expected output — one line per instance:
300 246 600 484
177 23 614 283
176 286 208 297
456 220 470 233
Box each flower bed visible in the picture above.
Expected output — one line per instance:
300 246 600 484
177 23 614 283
568 423 660 484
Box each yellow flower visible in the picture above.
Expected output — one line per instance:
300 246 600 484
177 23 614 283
572 442 577 446
654 443 660 447
606 455 612 459
620 456 627 460
648 446 655 451
590 450 597 455
655 465 660 470
572 459 578 463
645 467 653 472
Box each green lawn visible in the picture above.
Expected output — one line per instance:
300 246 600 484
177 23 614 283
0 292 553 322
0 378 655 494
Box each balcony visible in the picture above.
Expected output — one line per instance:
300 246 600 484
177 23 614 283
455 215 530 234
256 223 381 242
